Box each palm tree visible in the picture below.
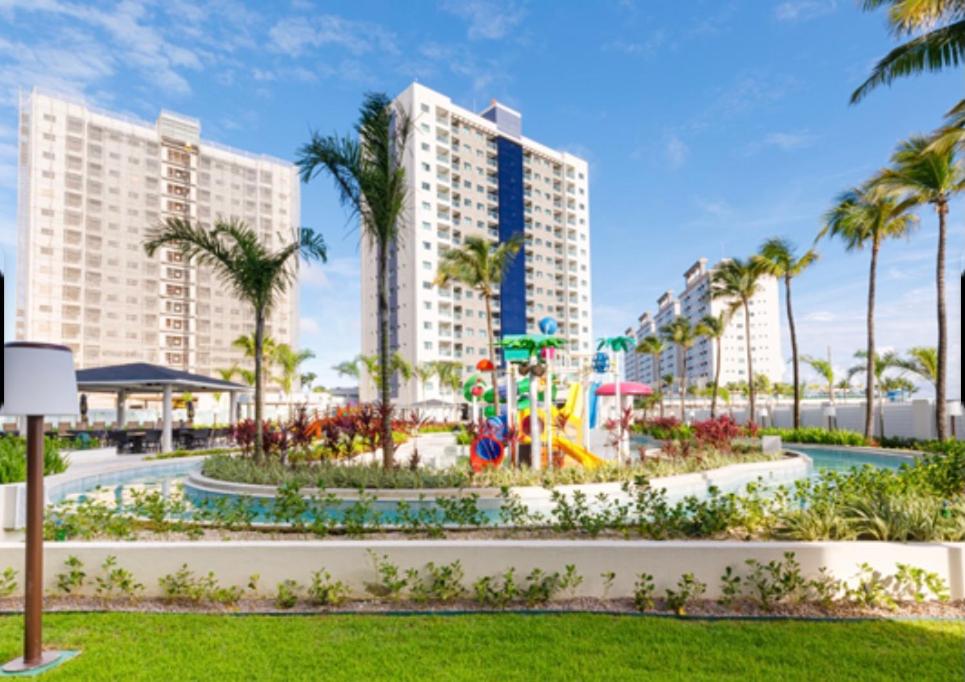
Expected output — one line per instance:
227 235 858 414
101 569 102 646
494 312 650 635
359 353 413 391
297 92 412 468
896 346 939 395
145 218 326 461
428 360 464 399
836 378 853 402
434 234 523 415
273 344 315 416
877 136 963 439
300 371 318 391
849 350 904 436
660 316 699 421
710 258 767 423
213 366 239 423
851 0 965 103
635 335 667 418
756 238 818 429
821 182 917 439
333 358 361 381
695 312 729 418
802 355 836 404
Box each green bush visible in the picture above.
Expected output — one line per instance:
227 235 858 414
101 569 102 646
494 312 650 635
758 427 869 446
0 436 69 483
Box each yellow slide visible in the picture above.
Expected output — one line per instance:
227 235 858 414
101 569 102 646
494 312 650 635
554 433 604 469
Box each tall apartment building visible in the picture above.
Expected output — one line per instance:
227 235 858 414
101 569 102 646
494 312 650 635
625 258 784 389
359 83 592 404
15 89 299 377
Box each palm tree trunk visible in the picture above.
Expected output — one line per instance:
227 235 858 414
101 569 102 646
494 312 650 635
484 294 501 416
254 311 265 463
711 337 721 418
378 238 394 468
864 239 879 441
679 350 687 422
785 275 801 429
743 301 755 423
653 353 664 418
935 202 948 440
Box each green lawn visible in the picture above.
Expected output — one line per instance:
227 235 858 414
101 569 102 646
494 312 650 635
0 613 960 681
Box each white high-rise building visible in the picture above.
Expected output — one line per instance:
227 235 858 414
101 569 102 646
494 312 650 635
15 89 300 376
359 83 592 404
625 258 784 388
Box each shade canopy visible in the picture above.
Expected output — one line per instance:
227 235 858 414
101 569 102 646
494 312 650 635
1 343 79 417
595 382 653 396
75 362 249 394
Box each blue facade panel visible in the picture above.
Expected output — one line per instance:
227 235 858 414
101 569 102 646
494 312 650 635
496 136 526 337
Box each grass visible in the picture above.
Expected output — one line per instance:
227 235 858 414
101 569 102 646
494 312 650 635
0 613 959 680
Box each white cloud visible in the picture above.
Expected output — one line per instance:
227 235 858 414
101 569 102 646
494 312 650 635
299 257 361 289
603 31 666 57
762 131 814 151
268 15 397 57
440 0 525 40
775 1 838 23
804 311 835 322
665 135 689 169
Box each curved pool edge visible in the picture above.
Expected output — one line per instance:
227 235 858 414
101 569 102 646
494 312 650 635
183 453 810 504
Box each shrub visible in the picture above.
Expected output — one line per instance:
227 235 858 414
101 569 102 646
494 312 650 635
274 580 300 609
742 552 807 611
0 568 17 597
365 552 410 601
308 569 348 606
664 573 706 616
94 556 143 601
472 568 519 608
0 436 68 484
56 556 86 595
158 564 244 605
633 573 655 611
758 427 869 447
408 561 466 603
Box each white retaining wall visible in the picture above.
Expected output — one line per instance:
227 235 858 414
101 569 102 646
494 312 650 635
687 399 964 440
0 540 959 600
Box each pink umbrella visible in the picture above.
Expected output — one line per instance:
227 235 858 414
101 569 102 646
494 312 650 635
595 382 653 396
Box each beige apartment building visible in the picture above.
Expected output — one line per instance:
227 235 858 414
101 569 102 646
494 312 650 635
626 258 784 389
14 89 299 378
359 83 592 404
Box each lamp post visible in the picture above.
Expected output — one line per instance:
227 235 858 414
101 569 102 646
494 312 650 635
823 404 838 431
948 401 962 439
1 343 78 673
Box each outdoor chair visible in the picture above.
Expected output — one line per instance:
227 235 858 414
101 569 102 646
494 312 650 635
108 430 130 454
142 429 162 453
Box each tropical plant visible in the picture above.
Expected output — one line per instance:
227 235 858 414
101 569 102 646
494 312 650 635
848 350 905 436
756 238 818 428
435 234 523 414
298 92 412 468
144 218 326 461
660 316 698 421
695 312 729 418
636 335 666 417
710 257 767 423
851 0 965 103
802 355 836 404
212 366 240 423
358 353 414 391
422 360 464 398
877 135 963 439
333 358 361 380
820 182 917 439
273 344 316 416
897 346 939 397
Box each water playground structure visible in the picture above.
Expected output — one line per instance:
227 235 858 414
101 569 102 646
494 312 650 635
462 319 652 471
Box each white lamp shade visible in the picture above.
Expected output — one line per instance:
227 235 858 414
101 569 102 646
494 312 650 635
1 343 79 417
823 405 837 417
948 401 964 417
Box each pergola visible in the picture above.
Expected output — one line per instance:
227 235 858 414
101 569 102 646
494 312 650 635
75 362 251 452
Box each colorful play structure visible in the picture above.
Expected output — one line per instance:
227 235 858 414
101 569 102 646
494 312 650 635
464 319 652 471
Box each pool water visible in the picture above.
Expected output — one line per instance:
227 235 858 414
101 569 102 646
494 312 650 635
51 443 920 527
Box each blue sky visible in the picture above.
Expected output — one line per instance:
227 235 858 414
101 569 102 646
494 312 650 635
0 0 961 391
